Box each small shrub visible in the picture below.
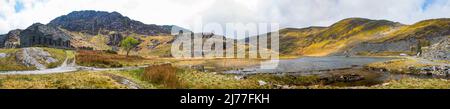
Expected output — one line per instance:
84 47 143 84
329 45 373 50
104 50 118 54
142 64 179 88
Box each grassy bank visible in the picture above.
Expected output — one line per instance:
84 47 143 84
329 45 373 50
0 72 127 89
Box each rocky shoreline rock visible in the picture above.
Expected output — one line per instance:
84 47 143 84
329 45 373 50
320 73 365 83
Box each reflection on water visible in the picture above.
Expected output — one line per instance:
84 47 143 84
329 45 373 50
225 56 397 74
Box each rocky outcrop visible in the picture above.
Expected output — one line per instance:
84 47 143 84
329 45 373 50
107 33 123 51
4 29 22 48
339 18 450 56
347 35 447 55
422 37 449 60
15 47 58 70
107 33 123 46
48 10 186 36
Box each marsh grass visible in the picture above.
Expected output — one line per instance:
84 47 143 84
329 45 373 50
142 64 180 88
76 50 147 68
0 72 127 89
365 59 429 74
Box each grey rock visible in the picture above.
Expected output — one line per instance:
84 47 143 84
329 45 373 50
0 53 8 58
345 35 448 56
258 80 268 86
15 48 59 70
422 37 449 60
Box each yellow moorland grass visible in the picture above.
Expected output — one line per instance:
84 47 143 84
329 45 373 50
365 58 429 74
0 72 127 89
76 50 156 68
370 78 450 89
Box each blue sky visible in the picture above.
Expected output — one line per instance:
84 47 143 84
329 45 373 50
1 0 450 34
422 0 436 10
14 0 24 13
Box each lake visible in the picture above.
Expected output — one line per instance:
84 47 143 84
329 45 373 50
225 56 397 74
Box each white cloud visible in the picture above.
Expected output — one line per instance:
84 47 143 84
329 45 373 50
0 0 450 34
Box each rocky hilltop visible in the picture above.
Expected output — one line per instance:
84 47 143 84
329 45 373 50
48 10 184 36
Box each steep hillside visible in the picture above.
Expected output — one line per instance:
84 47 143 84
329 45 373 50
301 18 403 56
259 18 403 56
277 27 327 55
348 18 450 56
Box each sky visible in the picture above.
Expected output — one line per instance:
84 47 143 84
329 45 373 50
1 0 450 34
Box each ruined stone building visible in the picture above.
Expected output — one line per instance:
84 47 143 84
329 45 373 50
0 23 73 49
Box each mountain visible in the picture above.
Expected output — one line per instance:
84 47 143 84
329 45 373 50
0 10 189 55
0 10 448 58
347 18 450 56
253 17 449 57
258 18 403 56
48 10 186 36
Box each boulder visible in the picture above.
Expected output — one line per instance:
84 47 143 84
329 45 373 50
0 53 8 58
15 48 58 70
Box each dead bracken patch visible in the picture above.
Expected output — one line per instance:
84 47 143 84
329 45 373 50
142 64 180 88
